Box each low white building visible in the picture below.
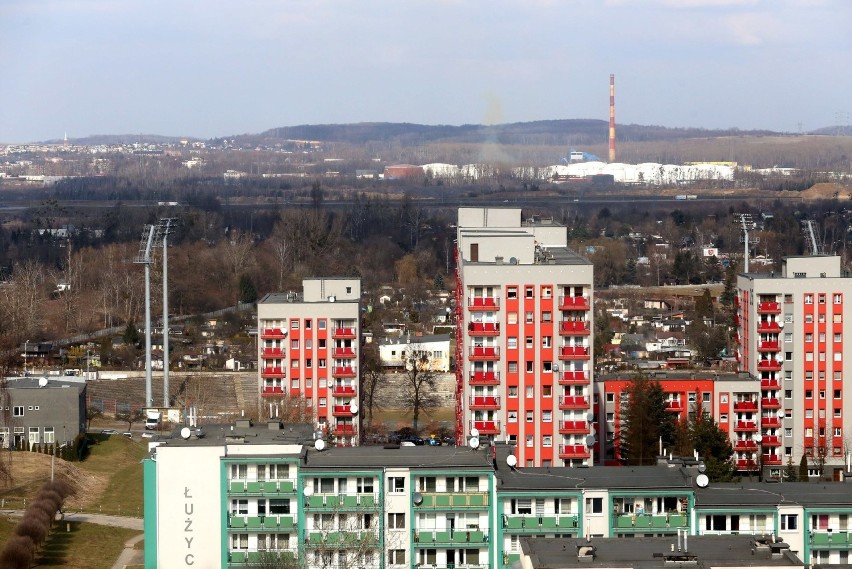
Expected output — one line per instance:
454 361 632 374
378 334 451 372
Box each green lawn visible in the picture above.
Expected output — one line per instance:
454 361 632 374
0 517 139 569
74 434 147 517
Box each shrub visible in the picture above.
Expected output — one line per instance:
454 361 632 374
0 535 34 569
14 517 48 546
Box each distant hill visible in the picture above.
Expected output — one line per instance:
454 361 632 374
44 134 200 145
225 120 782 147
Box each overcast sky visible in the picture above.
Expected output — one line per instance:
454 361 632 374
1 0 849 143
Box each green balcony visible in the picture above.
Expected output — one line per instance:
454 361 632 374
245 551 296 565
414 529 489 546
228 514 295 531
228 479 296 495
305 493 379 510
615 513 688 531
811 531 852 547
305 531 379 547
502 515 578 533
416 492 489 509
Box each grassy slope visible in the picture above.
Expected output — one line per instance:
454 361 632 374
73 434 147 517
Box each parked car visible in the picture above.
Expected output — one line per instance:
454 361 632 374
400 435 425 446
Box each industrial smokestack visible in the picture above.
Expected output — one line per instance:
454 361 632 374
609 74 616 163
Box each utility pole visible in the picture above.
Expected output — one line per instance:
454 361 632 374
733 214 757 273
134 225 159 408
160 218 177 408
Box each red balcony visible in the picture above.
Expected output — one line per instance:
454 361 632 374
332 366 356 378
559 420 590 434
734 421 758 432
736 459 759 471
261 386 286 397
559 295 590 311
761 435 781 447
559 321 591 335
757 360 782 371
262 347 284 357
332 347 356 358
757 341 780 352
665 400 684 412
559 395 589 410
468 297 499 310
761 397 781 409
469 396 501 410
261 328 286 339
757 302 781 314
733 440 758 451
332 327 357 339
734 314 740 326
558 346 590 360
763 454 782 465
332 385 356 397
757 321 782 333
761 417 782 429
558 444 591 459
470 420 501 435
733 401 758 412
469 371 501 385
558 371 590 385
468 322 500 336
761 379 781 390
261 366 286 378
332 423 356 436
332 404 356 417
469 346 500 360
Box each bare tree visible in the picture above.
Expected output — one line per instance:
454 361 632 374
359 342 387 430
398 343 441 433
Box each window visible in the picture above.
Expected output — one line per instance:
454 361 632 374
508 287 518 299
28 427 39 444
291 339 299 349
43 427 54 444
606 412 614 422
526 411 534 422
526 361 534 373
389 550 406 565
586 497 603 514
720 394 728 404
835 333 842 343
784 428 793 437
357 477 374 493
805 294 814 305
542 385 552 398
305 358 312 368
835 314 843 324
542 410 552 422
291 319 300 329
820 390 826 399
835 352 843 362
508 312 518 324
542 311 552 322
12 406 23 417
806 314 814 323
508 362 518 374
806 333 813 343
836 390 842 399
231 464 247 479
508 411 518 423
525 336 533 349
819 294 826 304
232 534 249 550
606 393 615 402
269 499 290 514
781 514 798 530
508 386 518 397
508 337 518 349
387 513 405 529
318 398 326 407
389 477 405 493
231 499 249 514
542 336 552 348
786 352 793 361
526 386 534 397
525 312 534 324
319 359 327 368
836 408 843 418
542 435 552 447
835 294 843 304
703 392 711 403
784 333 793 343
542 287 552 298
720 414 728 423
835 427 842 437
543 361 553 372
785 446 793 456
304 319 312 330
525 287 534 298
318 319 326 329
526 435 534 447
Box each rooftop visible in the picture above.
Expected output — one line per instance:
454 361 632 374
303 445 494 470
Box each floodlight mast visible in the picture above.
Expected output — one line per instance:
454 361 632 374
733 214 757 273
134 225 158 408
159 218 177 408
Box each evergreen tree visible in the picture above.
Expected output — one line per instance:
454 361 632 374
785 456 798 481
122 321 139 346
799 455 809 481
238 274 258 303
689 408 735 482
620 375 676 465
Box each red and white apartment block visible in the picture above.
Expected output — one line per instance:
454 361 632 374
257 278 361 446
455 208 595 467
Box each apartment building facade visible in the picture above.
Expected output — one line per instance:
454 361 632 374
257 278 361 445
454 208 594 467
736 255 852 476
143 420 852 569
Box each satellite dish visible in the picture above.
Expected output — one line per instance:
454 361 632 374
777 410 784 418
506 454 518 467
778 322 784 328
509 257 518 265
696 474 710 488
413 492 423 505
37 377 48 388
753 434 763 443
585 435 596 447
470 428 480 438
697 462 707 473
315 439 326 451
552 364 559 372
349 403 359 415
469 437 480 449
180 427 191 440
586 411 594 423
303 486 314 497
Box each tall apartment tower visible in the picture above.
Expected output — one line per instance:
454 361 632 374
257 278 361 446
455 208 594 467
736 256 852 475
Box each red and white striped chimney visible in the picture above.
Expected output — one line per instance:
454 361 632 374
608 74 616 163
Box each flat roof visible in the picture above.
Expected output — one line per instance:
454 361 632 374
3 376 85 391
155 421 315 448
596 372 754 382
303 445 494 470
497 465 693 492
695 480 852 508
521 535 798 569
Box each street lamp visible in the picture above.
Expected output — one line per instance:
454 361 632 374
23 339 29 375
754 434 764 482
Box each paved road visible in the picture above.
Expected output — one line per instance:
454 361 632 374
1 510 144 568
